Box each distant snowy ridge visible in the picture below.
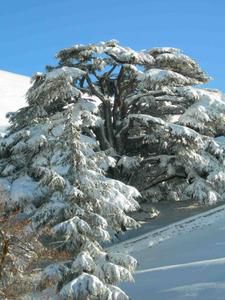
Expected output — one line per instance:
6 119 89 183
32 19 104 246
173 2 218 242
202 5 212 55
0 70 30 127
109 203 225 254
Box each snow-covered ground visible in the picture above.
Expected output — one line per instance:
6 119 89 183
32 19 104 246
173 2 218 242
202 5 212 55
110 205 225 300
0 70 30 130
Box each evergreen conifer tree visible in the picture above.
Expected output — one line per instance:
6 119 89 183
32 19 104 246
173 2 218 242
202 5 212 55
0 57 139 299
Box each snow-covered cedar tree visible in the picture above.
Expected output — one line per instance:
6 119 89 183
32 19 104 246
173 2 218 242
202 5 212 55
50 40 225 205
1 40 225 298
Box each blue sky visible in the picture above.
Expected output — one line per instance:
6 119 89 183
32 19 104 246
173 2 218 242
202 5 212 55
1 0 225 91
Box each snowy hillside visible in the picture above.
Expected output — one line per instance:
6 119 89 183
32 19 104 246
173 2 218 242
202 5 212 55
111 205 225 300
0 70 30 130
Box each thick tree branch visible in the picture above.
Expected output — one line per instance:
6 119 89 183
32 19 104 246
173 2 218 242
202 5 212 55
85 75 106 103
141 173 187 191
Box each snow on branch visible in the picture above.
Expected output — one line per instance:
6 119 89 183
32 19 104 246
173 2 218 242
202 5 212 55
59 273 111 300
138 68 199 90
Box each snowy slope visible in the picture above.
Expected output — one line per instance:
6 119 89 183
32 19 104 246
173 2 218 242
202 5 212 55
110 205 225 300
0 70 30 130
